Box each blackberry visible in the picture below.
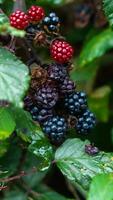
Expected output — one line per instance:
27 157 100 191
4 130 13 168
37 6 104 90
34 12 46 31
85 144 99 156
24 95 39 119
64 91 87 115
43 116 67 144
24 95 34 112
35 82 58 109
27 5 45 23
76 109 96 134
59 77 76 94
37 108 53 123
47 63 67 82
50 40 74 63
24 96 53 123
10 10 29 30
30 106 40 121
26 24 41 41
43 12 60 34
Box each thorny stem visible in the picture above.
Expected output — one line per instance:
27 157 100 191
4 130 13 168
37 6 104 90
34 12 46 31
6 36 16 53
24 38 42 66
0 186 7 191
0 167 37 183
0 8 4 14
19 180 40 198
66 179 81 200
73 182 87 199
13 0 26 12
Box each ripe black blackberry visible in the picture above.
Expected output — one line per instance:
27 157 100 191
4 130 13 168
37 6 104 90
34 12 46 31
64 91 87 115
34 82 58 109
24 95 53 123
47 63 67 82
43 12 60 34
24 95 34 112
37 108 53 123
59 77 76 94
85 144 99 156
76 109 96 134
30 106 40 121
43 116 67 144
26 23 41 41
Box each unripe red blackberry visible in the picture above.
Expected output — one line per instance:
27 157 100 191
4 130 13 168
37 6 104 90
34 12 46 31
10 10 29 30
50 40 74 63
27 5 45 23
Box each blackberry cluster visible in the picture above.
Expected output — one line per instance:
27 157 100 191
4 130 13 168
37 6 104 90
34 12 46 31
34 82 58 109
43 116 67 145
76 109 96 134
18 4 96 145
47 63 67 82
42 12 60 34
64 92 87 114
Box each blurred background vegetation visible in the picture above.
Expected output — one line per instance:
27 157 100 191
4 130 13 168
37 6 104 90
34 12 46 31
0 0 113 199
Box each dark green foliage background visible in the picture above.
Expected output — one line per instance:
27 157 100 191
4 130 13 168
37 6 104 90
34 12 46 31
0 0 113 199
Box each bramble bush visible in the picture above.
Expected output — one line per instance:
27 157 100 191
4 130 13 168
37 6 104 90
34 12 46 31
0 0 113 199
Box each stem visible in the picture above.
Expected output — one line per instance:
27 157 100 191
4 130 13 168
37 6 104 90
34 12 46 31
13 0 26 12
66 179 81 200
0 167 37 183
73 182 87 199
0 8 4 14
19 180 40 198
24 38 42 66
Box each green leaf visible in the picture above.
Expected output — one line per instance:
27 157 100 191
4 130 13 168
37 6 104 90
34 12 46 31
0 140 9 157
10 107 42 142
0 170 8 179
111 128 113 145
55 138 113 190
10 107 53 171
0 48 30 107
0 108 16 140
103 0 113 28
22 152 47 188
6 25 25 37
88 174 113 200
3 188 27 200
26 0 72 7
0 13 25 37
0 13 9 25
78 29 113 67
0 0 5 3
0 139 22 176
38 191 74 200
88 86 111 122
28 135 53 171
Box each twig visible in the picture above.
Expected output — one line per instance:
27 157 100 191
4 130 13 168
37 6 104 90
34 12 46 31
19 180 40 198
73 182 87 199
13 0 26 12
24 38 42 66
0 8 4 14
0 167 37 183
0 185 7 191
66 179 81 200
